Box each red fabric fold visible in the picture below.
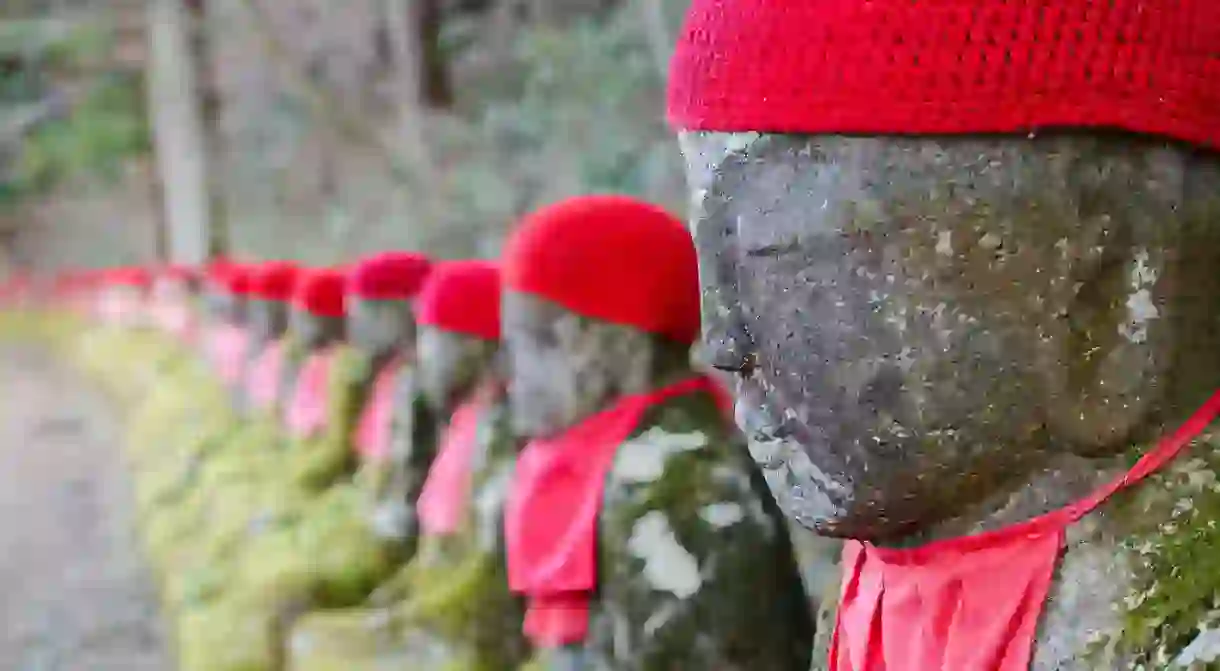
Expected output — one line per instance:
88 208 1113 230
506 375 717 647
246 341 286 412
285 348 336 439
830 389 1220 671
353 360 402 461
209 325 250 385
416 391 489 536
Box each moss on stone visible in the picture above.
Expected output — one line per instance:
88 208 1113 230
1093 431 1220 667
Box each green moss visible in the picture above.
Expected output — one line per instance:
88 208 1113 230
1102 431 1220 666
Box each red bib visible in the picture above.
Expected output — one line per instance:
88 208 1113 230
153 302 193 341
285 348 336 440
416 390 490 537
246 341 286 413
831 391 1220 671
506 375 717 648
210 325 250 385
353 360 402 461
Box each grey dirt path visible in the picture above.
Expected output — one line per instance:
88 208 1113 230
0 343 168 671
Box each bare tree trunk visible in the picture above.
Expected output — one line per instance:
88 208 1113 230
146 0 212 265
184 0 228 258
385 0 451 110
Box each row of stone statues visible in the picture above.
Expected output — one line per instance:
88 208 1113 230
0 194 812 671
3 0 1219 668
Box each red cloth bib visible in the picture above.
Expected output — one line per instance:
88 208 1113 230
163 303 195 343
211 325 250 385
416 391 490 537
831 390 1220 671
246 341 286 413
285 348 336 440
353 360 402 461
506 375 717 647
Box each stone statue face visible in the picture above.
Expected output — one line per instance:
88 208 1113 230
290 308 344 350
680 130 1220 542
416 325 497 413
503 291 685 439
248 298 289 344
347 298 414 356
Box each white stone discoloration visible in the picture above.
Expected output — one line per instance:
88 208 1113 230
627 512 702 599
1119 250 1160 345
936 230 953 256
1174 627 1220 667
641 600 681 638
699 502 745 529
613 429 708 484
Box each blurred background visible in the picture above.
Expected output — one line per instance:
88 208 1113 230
0 0 691 271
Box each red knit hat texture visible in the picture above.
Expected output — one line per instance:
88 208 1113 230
415 260 501 341
252 261 301 302
667 0 1220 148
205 258 233 285
111 266 152 289
160 264 196 284
293 268 347 318
349 251 432 301
503 195 700 344
224 264 254 297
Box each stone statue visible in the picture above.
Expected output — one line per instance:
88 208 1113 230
134 262 255 542
286 259 529 671
667 1 1220 667
174 253 437 671
501 195 813 670
156 266 358 611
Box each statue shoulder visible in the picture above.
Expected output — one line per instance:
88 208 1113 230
1070 430 1220 669
608 390 783 541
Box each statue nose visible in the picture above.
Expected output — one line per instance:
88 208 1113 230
706 318 756 376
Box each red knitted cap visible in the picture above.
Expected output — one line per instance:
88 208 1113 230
415 260 501 341
667 0 1220 148
252 261 301 302
293 268 347 318
159 264 196 284
110 266 152 289
503 195 700 344
205 258 233 285
224 264 254 297
349 251 432 301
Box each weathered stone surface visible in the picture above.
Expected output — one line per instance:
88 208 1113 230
416 325 498 413
504 291 813 670
681 130 1220 543
680 130 1220 667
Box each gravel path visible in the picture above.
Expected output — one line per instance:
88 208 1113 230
0 344 168 671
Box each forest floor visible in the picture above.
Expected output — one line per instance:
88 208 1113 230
0 343 167 670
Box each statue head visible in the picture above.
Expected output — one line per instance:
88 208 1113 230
204 260 251 326
247 261 301 345
346 251 432 357
153 264 197 304
289 268 347 350
667 0 1220 542
414 260 502 413
501 195 701 439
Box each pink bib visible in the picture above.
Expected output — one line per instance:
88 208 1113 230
416 392 489 537
285 348 336 440
213 325 250 385
246 341 286 412
353 361 403 461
